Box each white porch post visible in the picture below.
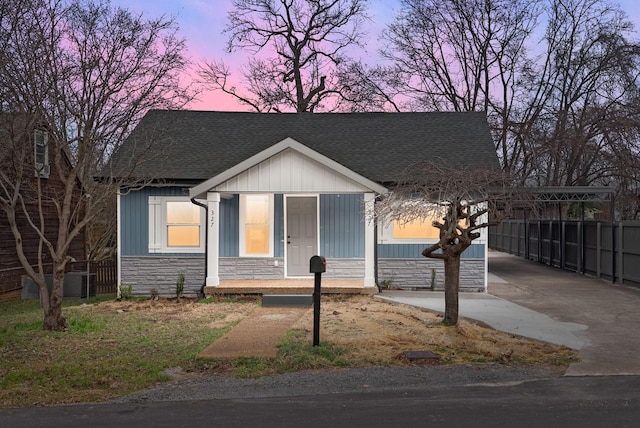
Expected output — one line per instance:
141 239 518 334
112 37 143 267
116 188 122 298
364 193 376 288
206 191 220 286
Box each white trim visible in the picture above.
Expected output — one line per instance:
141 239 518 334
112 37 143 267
148 197 161 252
284 194 319 278
206 192 220 286
190 137 388 198
483 239 488 292
239 194 275 258
117 189 122 298
364 193 376 287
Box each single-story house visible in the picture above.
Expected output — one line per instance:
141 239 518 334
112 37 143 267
109 111 499 296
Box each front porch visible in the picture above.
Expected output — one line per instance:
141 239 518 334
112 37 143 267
205 278 377 296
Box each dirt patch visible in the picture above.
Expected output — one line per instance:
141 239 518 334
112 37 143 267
92 296 260 328
290 295 574 365
105 295 574 368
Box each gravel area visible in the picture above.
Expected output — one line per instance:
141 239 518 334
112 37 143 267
111 364 565 403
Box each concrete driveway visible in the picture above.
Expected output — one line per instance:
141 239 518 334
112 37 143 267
378 250 640 376
487 250 640 376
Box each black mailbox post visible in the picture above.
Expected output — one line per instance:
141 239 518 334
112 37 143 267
310 255 326 346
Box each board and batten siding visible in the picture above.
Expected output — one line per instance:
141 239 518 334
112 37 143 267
320 194 365 258
377 243 485 259
121 187 182 256
121 187 238 257
213 147 372 194
122 188 485 260
220 195 239 257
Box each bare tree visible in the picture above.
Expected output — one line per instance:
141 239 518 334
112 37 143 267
198 0 369 112
515 0 640 191
375 0 640 218
379 0 541 167
335 61 404 112
375 162 519 325
0 0 192 330
386 0 541 112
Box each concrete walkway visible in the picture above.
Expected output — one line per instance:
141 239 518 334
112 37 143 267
376 290 588 350
198 306 308 359
378 251 640 376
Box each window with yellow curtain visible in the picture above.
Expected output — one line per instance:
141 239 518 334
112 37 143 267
166 201 201 247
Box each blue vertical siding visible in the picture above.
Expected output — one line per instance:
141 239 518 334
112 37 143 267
320 194 364 258
219 196 239 257
377 243 485 259
274 194 284 257
121 187 240 257
120 186 189 256
122 188 485 261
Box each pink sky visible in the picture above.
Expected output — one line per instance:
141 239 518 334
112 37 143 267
113 0 640 112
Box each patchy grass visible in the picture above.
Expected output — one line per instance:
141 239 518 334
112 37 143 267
0 295 578 407
0 296 257 408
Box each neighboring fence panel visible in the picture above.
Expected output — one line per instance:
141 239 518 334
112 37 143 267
489 220 640 287
61 259 118 295
621 223 640 285
94 260 117 294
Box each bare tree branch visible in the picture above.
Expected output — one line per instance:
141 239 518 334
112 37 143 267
375 160 522 324
197 0 369 112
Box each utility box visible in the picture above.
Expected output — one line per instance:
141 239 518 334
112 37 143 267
309 255 326 273
65 272 96 298
21 272 96 299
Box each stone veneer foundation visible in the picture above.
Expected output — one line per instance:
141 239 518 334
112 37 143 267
121 256 485 296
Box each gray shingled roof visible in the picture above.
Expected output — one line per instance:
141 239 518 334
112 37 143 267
107 110 499 184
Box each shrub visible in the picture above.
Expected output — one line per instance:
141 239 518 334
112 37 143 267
176 273 185 298
119 283 133 300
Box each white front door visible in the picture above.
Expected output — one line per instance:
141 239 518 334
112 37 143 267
286 196 318 276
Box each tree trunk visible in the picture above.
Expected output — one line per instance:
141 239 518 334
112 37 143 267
443 255 461 325
43 267 67 331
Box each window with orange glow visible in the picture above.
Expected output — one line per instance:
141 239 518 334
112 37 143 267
393 218 440 239
379 206 472 244
241 194 273 256
166 201 201 247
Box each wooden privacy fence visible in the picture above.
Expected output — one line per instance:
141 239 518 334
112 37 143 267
70 259 117 294
489 220 640 287
93 259 117 294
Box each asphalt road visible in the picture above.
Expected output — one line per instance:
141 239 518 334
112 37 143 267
2 375 639 427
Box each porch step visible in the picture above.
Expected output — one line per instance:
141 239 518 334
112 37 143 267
205 279 377 297
206 286 376 296
262 294 313 307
